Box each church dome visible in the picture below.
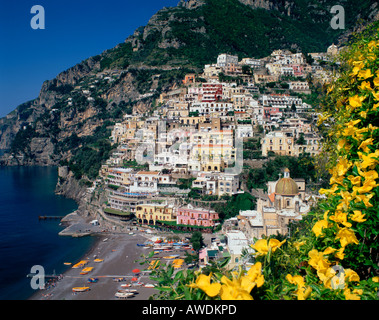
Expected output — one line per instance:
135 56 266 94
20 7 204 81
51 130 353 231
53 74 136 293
275 168 299 195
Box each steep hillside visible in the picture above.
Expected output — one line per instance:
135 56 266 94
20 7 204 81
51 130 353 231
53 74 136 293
0 0 377 180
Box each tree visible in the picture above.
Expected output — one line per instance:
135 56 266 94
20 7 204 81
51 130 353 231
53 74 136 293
296 133 306 145
242 65 253 75
190 231 205 253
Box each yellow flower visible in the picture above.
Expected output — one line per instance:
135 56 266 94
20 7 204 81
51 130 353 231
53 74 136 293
335 247 345 260
359 111 367 119
220 276 253 300
308 249 330 272
245 262 264 288
358 69 373 79
297 286 312 300
330 210 352 227
354 178 378 194
350 210 367 223
344 288 362 300
348 95 366 109
251 238 285 255
339 191 354 210
335 157 352 177
350 61 364 76
344 269 360 282
372 277 379 283
335 228 359 247
358 81 372 91
373 77 379 87
368 40 379 50
347 175 361 186
317 113 331 126
285 274 312 300
312 219 329 237
323 247 337 255
188 273 221 297
358 151 379 169
293 241 305 251
319 184 339 195
372 91 379 101
317 267 336 289
353 192 374 208
337 139 350 152
360 169 379 181
358 138 374 153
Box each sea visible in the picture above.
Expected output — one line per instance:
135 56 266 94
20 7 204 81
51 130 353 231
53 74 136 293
0 165 96 300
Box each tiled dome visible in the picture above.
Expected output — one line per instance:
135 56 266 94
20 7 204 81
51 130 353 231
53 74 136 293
275 168 299 195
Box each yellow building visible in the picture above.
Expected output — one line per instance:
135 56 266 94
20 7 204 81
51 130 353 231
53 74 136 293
135 203 176 225
261 131 295 157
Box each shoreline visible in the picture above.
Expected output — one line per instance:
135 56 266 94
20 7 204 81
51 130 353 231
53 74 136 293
28 230 158 300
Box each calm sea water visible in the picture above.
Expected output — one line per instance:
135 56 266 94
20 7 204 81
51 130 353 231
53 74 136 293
0 166 96 300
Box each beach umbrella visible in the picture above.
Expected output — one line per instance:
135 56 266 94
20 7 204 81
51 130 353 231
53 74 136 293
131 277 138 282
132 268 141 273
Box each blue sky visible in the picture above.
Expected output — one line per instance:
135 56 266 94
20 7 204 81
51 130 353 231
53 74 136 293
0 0 180 118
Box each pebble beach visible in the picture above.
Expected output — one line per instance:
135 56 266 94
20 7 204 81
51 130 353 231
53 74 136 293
29 232 160 300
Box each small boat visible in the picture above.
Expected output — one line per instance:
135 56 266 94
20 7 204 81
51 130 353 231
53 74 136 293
80 267 94 275
72 260 88 269
63 262 72 266
94 258 104 263
121 288 138 293
113 277 126 282
115 291 134 298
163 255 179 260
72 287 90 292
120 284 131 288
87 278 98 283
132 282 144 287
144 283 155 288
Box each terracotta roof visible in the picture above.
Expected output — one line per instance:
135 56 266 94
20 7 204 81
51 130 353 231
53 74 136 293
137 171 159 175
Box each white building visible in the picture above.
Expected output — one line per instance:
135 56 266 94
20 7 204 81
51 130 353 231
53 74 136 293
217 54 239 67
225 230 251 268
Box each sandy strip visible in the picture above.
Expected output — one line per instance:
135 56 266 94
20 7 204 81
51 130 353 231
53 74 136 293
29 232 157 300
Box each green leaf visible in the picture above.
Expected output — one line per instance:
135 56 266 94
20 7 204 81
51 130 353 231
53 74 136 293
184 286 192 300
156 286 172 292
174 271 183 282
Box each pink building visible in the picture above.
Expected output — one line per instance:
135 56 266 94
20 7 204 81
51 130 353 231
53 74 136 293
292 64 304 77
176 204 219 228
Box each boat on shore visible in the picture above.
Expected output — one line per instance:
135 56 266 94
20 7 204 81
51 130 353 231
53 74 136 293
113 277 127 282
72 260 89 269
80 267 94 275
120 288 138 293
115 290 135 298
72 287 90 292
